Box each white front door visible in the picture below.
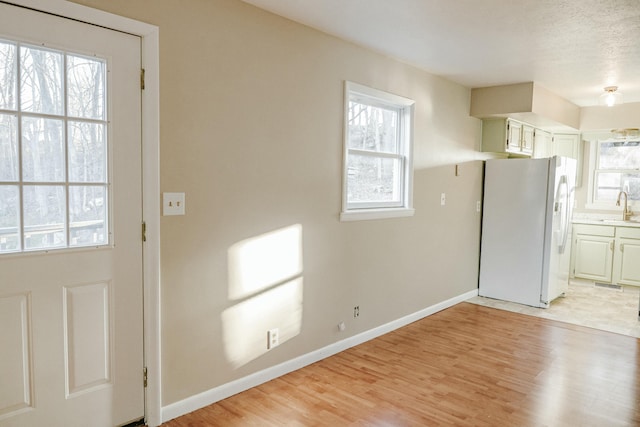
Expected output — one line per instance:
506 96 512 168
0 3 144 426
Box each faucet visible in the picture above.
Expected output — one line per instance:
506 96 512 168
616 191 633 221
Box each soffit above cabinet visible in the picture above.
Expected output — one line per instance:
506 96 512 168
470 82 580 131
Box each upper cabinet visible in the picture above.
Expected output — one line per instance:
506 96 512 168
521 124 535 154
482 118 534 156
533 129 552 158
553 133 582 186
553 133 580 159
481 118 582 185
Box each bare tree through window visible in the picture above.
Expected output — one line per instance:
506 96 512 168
0 39 108 253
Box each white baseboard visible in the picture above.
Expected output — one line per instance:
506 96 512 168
161 289 478 424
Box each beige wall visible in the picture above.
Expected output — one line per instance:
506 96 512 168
73 0 483 406
580 102 640 131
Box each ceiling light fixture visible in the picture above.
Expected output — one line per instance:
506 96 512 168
611 128 639 139
599 86 623 107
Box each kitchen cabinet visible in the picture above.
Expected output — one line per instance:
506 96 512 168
572 224 614 282
481 120 583 181
571 223 640 287
613 227 640 286
481 118 534 156
505 119 521 152
532 129 552 159
521 124 534 154
553 133 582 185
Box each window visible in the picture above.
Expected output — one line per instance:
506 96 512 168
0 39 108 254
592 140 640 206
341 82 415 221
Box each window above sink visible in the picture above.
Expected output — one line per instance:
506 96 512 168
586 135 640 210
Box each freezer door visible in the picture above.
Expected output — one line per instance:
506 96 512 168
479 158 552 307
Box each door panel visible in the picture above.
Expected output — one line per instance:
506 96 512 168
616 238 640 286
0 293 32 418
574 236 613 282
0 3 143 426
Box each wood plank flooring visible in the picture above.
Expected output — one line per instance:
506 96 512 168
161 303 640 426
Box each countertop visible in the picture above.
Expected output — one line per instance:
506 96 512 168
572 217 640 228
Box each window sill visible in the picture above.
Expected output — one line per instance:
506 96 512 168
340 207 415 222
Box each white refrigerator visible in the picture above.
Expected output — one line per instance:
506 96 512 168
479 156 576 308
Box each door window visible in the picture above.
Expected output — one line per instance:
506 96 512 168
0 39 108 253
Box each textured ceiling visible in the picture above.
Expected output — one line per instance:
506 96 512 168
240 0 640 107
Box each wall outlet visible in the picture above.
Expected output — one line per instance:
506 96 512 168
338 321 346 332
163 192 185 216
354 306 360 318
267 328 279 349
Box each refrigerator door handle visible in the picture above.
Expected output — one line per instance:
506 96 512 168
554 175 570 253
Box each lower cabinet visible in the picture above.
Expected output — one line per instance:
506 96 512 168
573 225 614 282
614 229 640 286
572 224 640 287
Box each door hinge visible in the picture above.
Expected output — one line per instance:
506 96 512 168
142 221 147 242
140 68 145 90
143 367 148 388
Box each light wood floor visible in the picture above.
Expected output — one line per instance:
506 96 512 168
161 303 640 426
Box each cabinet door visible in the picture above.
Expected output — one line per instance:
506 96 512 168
553 133 582 185
533 129 552 158
507 120 522 152
615 238 640 286
574 235 614 282
521 125 534 154
553 133 580 159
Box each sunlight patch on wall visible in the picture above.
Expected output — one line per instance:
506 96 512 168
222 224 304 368
227 224 303 300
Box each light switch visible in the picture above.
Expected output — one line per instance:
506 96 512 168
163 192 185 216
440 193 446 206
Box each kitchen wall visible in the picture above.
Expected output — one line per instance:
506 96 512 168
72 0 484 408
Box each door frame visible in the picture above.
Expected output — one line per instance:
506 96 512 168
3 1 162 425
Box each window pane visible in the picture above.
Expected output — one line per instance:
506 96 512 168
69 185 107 247
23 185 66 250
595 172 640 202
22 117 65 182
599 141 640 170
67 55 105 119
0 185 20 253
69 122 106 182
0 41 17 110
20 45 63 115
0 114 18 181
348 101 399 153
347 154 402 204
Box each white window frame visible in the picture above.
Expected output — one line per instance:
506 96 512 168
340 81 415 221
586 136 640 210
0 39 110 255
